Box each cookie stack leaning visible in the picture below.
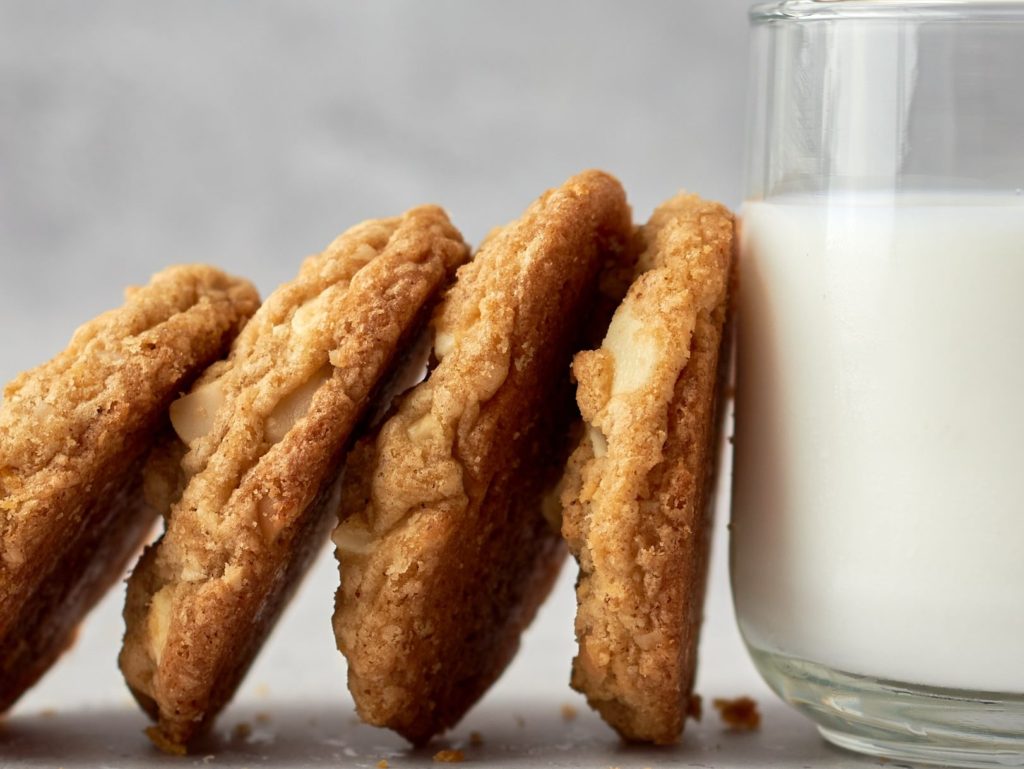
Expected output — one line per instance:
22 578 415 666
1 174 735 755
560 193 735 744
0 267 259 712
119 207 468 753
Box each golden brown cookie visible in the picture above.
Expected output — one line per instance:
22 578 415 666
332 170 633 745
560 193 734 745
0 266 258 712
119 206 467 752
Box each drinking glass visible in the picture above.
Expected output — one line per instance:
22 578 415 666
732 2 1024 766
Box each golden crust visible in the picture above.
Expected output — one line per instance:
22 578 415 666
333 170 633 745
0 266 258 711
119 206 467 751
560 193 734 744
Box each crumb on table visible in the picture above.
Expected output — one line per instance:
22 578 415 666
433 748 465 763
469 731 484 746
560 703 578 721
712 696 761 731
145 726 187 756
377 760 389 768
232 722 252 740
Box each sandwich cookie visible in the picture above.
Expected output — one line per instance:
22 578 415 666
560 193 734 744
332 170 633 744
0 266 258 711
119 207 467 752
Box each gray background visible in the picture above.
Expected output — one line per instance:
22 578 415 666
0 3 883 767
0 0 749 374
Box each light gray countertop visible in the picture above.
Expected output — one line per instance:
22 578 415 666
3 543 893 769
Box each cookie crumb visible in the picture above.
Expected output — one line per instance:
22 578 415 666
39 708 57 718
712 696 761 731
254 683 270 697
687 693 703 721
255 711 271 724
232 722 252 740
469 731 484 746
433 748 465 763
145 726 187 756
560 703 578 721
377 760 389 768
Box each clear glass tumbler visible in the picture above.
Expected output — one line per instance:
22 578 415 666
731 2 1024 767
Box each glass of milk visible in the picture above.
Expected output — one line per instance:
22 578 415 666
731 2 1024 766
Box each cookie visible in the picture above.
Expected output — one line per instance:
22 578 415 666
332 170 633 745
119 206 468 751
0 266 258 712
560 193 734 744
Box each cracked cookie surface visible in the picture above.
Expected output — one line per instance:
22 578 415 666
333 170 633 745
560 193 734 745
119 206 467 751
0 265 258 711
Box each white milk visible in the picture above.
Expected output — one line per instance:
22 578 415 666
732 192 1024 692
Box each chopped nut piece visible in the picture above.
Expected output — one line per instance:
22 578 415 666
169 380 225 446
332 521 377 557
605 305 658 396
263 365 332 444
146 586 174 666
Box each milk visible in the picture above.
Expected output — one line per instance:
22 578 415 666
731 192 1024 692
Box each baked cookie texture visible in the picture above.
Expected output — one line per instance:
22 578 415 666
333 170 633 745
560 193 734 745
0 266 258 712
119 206 467 752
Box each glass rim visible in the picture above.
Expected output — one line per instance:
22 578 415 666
751 0 1024 22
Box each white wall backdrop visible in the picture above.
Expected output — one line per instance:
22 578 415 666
0 0 751 378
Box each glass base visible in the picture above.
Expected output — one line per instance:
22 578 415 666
748 645 1024 768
